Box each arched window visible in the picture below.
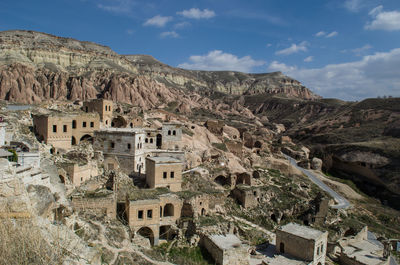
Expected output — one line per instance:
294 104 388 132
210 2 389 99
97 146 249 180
127 143 131 149
150 138 153 143
173 130 176 136
168 130 171 135
145 138 148 143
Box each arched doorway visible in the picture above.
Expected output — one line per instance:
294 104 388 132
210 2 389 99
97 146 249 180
71 136 76 146
111 116 127 128
280 242 285 253
156 134 162 149
136 227 155 246
59 175 65 184
80 134 93 144
215 175 229 186
163 203 174 217
201 208 206 216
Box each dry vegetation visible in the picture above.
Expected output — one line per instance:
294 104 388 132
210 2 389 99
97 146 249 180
0 219 66 265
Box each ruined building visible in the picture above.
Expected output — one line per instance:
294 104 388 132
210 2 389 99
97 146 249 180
126 193 182 246
33 112 100 150
145 157 182 192
82 98 113 127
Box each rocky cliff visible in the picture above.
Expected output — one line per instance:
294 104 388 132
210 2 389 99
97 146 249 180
0 30 319 105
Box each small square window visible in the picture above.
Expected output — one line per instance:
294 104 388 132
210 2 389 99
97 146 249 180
90 121 94 127
170 172 174 178
63 125 67 132
147 210 152 219
163 172 167 179
82 122 87 128
53 125 57 133
138 210 143 219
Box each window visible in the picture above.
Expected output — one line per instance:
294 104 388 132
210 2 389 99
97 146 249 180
130 122 133 128
127 143 131 149
90 121 94 128
138 210 143 219
105 105 107 111
163 172 167 179
53 125 57 133
137 143 140 149
150 138 153 143
72 120 76 129
320 245 324 255
317 246 320 255
168 130 171 135
63 125 67 132
110 142 115 148
173 130 176 136
85 106 88 112
105 120 108 125
147 209 152 219
82 121 87 128
170 172 174 178
145 138 148 143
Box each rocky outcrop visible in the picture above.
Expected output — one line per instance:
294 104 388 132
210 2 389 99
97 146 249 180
0 30 320 105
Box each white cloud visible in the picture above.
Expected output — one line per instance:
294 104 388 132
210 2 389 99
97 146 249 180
160 31 179 38
143 15 173 27
351 44 372 55
178 50 265 72
304 56 314 62
326 31 338 38
177 8 216 19
126 29 134 35
266 43 272 48
365 5 400 31
97 0 134 14
344 0 363 12
315 31 338 38
174 22 190 29
275 41 308 55
267 48 400 100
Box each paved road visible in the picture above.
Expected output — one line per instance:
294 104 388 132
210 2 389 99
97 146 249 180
390 256 399 265
284 154 351 209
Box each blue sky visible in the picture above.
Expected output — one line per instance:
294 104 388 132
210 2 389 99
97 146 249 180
1 0 399 100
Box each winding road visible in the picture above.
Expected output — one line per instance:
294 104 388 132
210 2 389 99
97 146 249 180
284 154 351 209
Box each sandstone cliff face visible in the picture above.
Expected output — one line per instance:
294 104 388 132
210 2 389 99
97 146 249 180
0 30 319 105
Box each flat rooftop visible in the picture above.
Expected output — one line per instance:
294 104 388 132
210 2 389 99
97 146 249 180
98 128 145 133
146 156 181 163
278 223 325 240
209 234 243 250
342 240 385 265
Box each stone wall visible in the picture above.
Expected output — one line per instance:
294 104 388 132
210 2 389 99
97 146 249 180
71 194 116 219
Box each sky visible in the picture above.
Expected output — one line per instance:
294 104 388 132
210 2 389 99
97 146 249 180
0 0 399 100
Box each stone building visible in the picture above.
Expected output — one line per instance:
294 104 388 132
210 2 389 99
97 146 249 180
71 191 116 219
231 185 260 208
59 162 98 186
276 223 328 265
126 193 182 246
160 123 182 150
181 194 210 218
201 234 250 265
82 98 113 127
33 112 100 150
93 125 185 174
93 128 146 174
338 227 389 265
145 157 182 192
